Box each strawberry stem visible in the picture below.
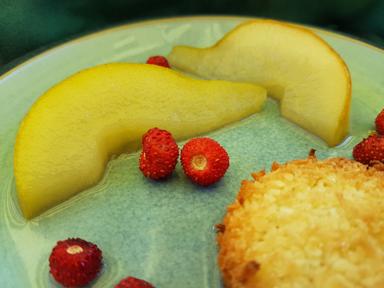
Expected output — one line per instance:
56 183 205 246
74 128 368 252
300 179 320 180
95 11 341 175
192 155 207 170
66 245 83 255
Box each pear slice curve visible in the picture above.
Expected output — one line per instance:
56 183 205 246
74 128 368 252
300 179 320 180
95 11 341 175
169 19 352 146
14 63 266 219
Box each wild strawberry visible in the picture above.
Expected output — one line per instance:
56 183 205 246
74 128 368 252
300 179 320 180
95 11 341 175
146 55 170 68
181 137 229 186
115 276 155 288
139 128 179 180
353 134 384 165
139 152 175 180
375 109 384 135
49 238 102 287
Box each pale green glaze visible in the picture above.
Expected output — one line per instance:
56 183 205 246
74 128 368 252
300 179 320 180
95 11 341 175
0 17 383 288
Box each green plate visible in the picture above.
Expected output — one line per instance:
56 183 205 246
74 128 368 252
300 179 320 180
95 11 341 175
1 16 384 288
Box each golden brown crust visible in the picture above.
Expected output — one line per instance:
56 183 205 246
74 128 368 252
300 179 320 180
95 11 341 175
218 155 384 288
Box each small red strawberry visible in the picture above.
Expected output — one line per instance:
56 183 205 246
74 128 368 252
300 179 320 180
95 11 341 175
49 238 102 287
139 152 175 180
146 55 170 68
375 109 384 134
139 128 179 180
115 276 155 288
181 137 229 186
353 134 384 165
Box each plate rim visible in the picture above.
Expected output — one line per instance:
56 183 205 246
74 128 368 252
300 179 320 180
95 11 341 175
1 15 383 287
1 15 383 80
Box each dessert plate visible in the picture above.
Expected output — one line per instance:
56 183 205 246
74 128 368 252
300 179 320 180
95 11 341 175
0 16 383 287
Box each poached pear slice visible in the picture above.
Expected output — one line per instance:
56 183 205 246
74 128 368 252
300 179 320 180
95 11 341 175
169 19 351 146
14 63 266 219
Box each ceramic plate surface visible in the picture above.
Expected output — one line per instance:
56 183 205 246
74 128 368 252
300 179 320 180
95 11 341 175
0 16 383 287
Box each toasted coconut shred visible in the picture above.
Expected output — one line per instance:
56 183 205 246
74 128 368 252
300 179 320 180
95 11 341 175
217 153 384 288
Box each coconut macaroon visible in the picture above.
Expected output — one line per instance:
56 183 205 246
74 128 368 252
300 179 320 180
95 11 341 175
217 152 384 288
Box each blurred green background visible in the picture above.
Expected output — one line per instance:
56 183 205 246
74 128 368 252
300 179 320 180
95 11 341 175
0 0 383 68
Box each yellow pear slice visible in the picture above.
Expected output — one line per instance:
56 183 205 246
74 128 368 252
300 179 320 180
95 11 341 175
14 63 266 219
169 19 351 146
